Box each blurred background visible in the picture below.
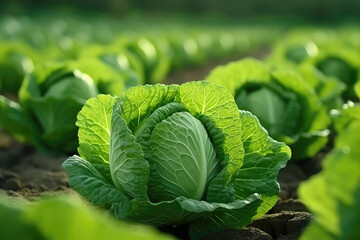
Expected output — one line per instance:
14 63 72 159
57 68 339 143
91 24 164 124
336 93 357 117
2 0 360 22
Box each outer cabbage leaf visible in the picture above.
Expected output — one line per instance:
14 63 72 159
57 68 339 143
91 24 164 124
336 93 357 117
299 121 360 240
27 97 83 152
77 94 115 163
3 57 131 154
298 63 346 109
77 94 115 181
272 70 330 159
0 41 38 94
79 44 145 87
117 37 171 84
63 156 129 206
0 195 42 240
355 80 360 99
234 111 291 217
109 100 149 200
331 102 360 134
267 45 346 110
305 47 360 101
205 58 271 96
0 95 39 146
0 194 175 240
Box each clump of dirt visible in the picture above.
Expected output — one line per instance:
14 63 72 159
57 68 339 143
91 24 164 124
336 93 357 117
0 131 71 199
249 211 312 240
203 227 272 240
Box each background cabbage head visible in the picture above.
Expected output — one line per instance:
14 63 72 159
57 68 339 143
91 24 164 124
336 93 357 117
206 58 330 160
0 58 129 153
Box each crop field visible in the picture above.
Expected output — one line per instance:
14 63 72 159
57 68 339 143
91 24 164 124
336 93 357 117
0 4 360 240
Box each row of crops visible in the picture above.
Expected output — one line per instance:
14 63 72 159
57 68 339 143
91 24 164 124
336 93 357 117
1 14 360 240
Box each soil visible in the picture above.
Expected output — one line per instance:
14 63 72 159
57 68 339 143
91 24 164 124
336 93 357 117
164 47 270 85
0 49 332 239
0 130 72 200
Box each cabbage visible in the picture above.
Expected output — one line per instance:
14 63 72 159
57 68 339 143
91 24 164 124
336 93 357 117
63 81 291 239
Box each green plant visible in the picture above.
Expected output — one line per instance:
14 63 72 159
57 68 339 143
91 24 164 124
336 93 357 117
63 81 291 239
79 44 145 88
297 63 346 109
206 58 330 160
115 37 171 84
299 120 360 240
0 41 38 94
0 194 175 240
0 58 129 153
306 47 360 101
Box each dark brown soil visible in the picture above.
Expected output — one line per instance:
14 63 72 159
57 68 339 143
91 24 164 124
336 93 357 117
164 47 270 85
0 130 72 199
204 227 273 240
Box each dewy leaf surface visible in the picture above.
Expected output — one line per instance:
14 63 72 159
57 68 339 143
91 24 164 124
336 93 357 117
179 81 244 202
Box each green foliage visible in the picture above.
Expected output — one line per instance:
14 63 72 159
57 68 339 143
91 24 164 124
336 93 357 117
355 80 360 99
0 194 175 240
308 48 360 101
299 121 360 240
0 59 129 153
0 41 38 94
331 102 360 133
63 81 291 239
206 58 330 160
267 32 360 103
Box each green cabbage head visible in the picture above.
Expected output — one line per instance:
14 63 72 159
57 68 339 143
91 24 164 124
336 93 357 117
206 58 330 160
0 59 128 153
63 81 291 239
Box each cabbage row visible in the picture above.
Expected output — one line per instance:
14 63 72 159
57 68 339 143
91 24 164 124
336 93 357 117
1 16 360 240
0 16 280 154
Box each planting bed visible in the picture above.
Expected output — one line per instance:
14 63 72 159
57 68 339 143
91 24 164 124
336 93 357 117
1 14 359 238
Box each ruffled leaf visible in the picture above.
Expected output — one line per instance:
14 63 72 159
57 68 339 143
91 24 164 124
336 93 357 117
234 110 291 218
109 100 149 200
62 156 130 207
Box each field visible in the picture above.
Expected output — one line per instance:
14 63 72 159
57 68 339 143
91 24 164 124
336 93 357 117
0 12 360 240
